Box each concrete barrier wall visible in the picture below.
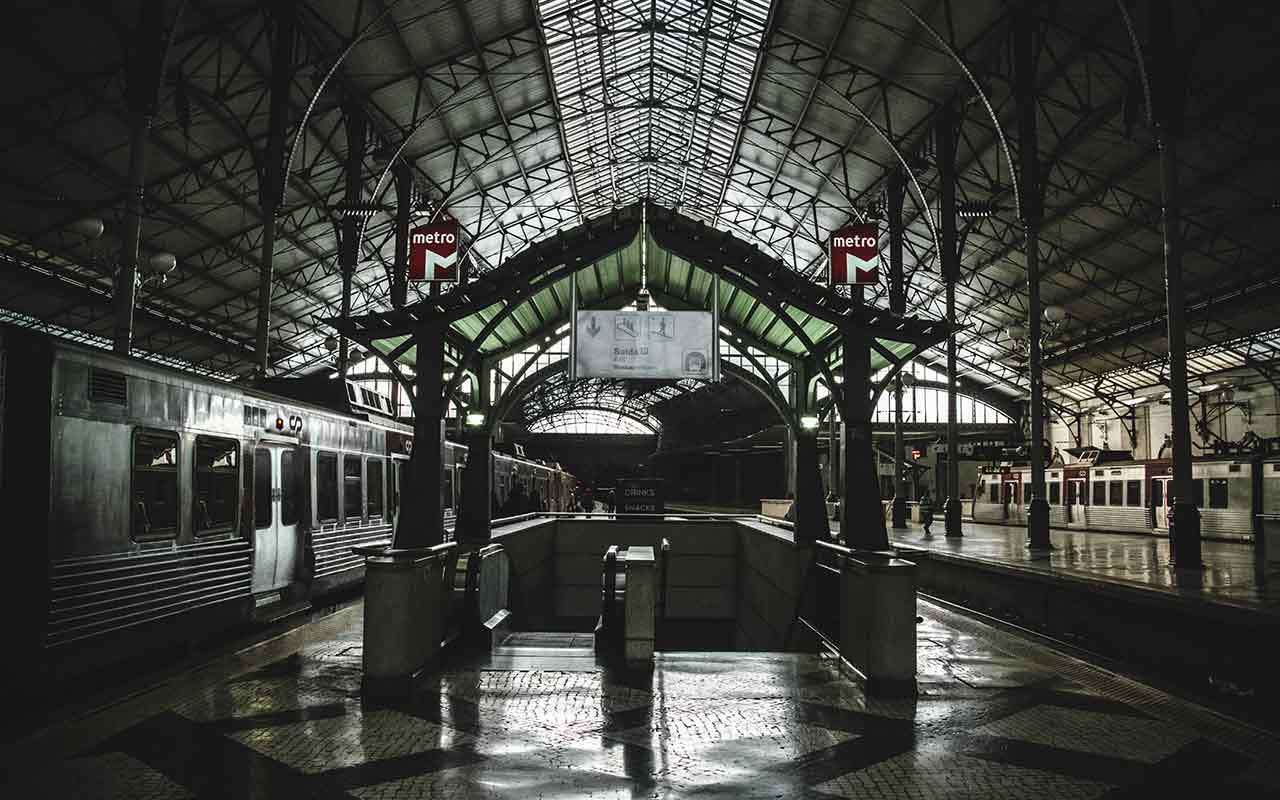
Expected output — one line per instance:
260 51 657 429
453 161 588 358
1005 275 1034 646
555 520 738 621
734 521 803 650
493 519 556 627
490 517 805 649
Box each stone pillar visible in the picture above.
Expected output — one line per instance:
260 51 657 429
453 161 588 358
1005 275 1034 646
1151 1 1201 568
1015 1 1051 549
394 322 446 548
840 324 890 551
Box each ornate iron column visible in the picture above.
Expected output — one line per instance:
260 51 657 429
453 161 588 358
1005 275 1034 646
113 4 165 355
391 159 413 309
887 168 909 530
1015 0 1052 550
458 360 494 547
337 102 367 378
1151 1 1202 568
393 321 446 549
937 101 964 538
840 321 891 551
254 0 296 375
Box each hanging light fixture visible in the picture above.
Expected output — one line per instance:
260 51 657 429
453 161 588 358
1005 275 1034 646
67 217 105 239
324 335 338 352
145 251 178 275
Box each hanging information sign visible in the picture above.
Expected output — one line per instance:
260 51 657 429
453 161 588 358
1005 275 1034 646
573 310 718 380
829 223 880 285
409 221 461 282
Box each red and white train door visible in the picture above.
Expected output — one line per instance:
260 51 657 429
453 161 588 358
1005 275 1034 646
1001 479 1018 519
1067 478 1087 524
252 444 300 595
1151 476 1171 531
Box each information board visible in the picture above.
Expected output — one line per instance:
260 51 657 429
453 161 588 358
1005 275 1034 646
616 478 664 514
573 310 717 380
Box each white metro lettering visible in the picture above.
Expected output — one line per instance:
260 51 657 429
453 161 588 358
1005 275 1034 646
832 235 877 248
411 231 457 245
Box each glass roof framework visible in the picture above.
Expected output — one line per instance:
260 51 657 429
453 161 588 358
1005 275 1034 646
538 0 771 222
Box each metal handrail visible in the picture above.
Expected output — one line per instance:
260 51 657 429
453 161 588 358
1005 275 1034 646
656 538 670 643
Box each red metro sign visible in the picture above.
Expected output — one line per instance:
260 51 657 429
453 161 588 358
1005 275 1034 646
829 223 880 285
409 221 461 282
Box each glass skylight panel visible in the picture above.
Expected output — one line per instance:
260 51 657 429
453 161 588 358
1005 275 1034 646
537 0 771 225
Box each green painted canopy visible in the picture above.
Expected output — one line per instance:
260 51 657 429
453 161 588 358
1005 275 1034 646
362 227 918 373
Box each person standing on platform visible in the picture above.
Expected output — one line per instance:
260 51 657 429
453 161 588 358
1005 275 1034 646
919 490 934 538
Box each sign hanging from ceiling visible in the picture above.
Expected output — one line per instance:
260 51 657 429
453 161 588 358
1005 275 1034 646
409 221 461 282
829 223 880 285
573 310 718 380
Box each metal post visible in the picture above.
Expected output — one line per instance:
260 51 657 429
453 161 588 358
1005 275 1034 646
391 160 413 309
394 322 446 549
113 114 150 356
891 375 907 529
255 0 296 376
112 4 165 356
1015 1 1051 550
337 102 366 379
1151 2 1201 568
937 101 963 538
887 168 908 529
840 320 890 551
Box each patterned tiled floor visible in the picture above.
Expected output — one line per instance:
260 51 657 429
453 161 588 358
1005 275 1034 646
4 600 1278 799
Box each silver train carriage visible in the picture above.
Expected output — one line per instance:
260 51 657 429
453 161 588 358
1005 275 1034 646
0 326 575 686
971 447 1270 542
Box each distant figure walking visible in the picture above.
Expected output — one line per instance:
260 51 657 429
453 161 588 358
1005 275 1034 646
919 491 934 538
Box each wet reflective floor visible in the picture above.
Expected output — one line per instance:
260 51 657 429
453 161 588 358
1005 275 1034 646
890 521 1280 610
4 600 1278 799
673 505 1280 611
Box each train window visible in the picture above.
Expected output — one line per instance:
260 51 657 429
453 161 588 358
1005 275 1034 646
254 448 271 529
133 430 179 539
1209 478 1229 509
194 436 239 535
1049 482 1060 504
1126 480 1141 506
1152 480 1164 508
368 459 384 519
1109 481 1123 506
281 450 298 526
1191 478 1204 507
316 452 339 522
443 468 454 510
1092 482 1106 506
343 455 364 522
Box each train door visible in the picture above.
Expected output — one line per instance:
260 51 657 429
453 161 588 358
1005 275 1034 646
1001 479 1017 519
1152 476 1171 531
252 445 299 594
1067 479 1087 523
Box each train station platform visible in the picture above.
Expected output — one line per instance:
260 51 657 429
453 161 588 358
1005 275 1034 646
671 504 1280 611
4 594 1278 799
